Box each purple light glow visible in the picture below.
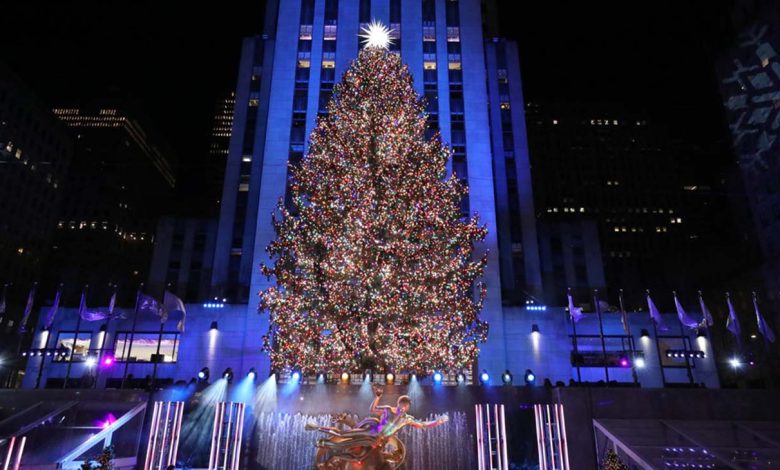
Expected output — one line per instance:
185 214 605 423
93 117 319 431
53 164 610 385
97 413 117 429
102 356 114 367
619 358 630 367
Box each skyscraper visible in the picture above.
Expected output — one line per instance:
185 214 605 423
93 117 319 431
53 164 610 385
0 62 73 287
48 106 175 293
213 0 540 375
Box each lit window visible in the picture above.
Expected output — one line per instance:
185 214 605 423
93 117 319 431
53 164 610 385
322 60 335 68
15 148 22 159
299 24 313 40
423 25 436 42
239 183 249 192
114 332 179 363
448 54 462 70
323 24 337 40
249 99 259 107
424 61 437 70
53 332 92 362
242 155 252 162
447 26 460 42
500 102 510 110
389 23 401 39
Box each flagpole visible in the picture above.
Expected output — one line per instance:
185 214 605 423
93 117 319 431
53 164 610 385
64 285 86 389
648 290 666 387
568 288 582 383
151 284 170 391
753 292 773 389
593 289 609 383
619 290 638 385
673 291 694 385
121 284 143 389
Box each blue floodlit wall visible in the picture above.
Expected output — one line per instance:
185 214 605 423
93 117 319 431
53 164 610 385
22 304 719 389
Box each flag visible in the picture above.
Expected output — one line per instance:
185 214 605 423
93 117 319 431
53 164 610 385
754 295 776 343
19 284 37 332
138 294 165 322
726 294 741 336
597 300 612 312
44 285 63 329
79 290 98 321
647 293 668 331
163 290 187 332
698 292 713 328
108 290 117 316
567 293 584 322
618 291 630 335
0 284 7 316
673 293 699 328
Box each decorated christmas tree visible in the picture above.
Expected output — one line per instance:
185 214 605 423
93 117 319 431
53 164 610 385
600 448 629 470
260 23 488 375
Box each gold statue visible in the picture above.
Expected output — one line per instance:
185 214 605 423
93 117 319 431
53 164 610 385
306 385 448 469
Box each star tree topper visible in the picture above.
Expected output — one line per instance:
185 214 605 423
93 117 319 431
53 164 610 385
359 20 394 49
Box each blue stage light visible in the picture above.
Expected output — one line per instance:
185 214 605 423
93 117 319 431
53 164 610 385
291 371 301 382
524 369 536 385
480 370 490 384
433 372 443 383
456 373 465 384
198 367 210 381
248 368 257 380
502 370 513 384
223 368 234 382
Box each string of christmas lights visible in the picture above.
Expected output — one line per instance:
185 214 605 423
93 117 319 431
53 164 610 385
260 47 488 375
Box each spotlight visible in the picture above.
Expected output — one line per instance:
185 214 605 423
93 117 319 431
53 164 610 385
635 357 646 368
363 369 372 382
46 351 52 357
59 350 67 357
21 351 27 357
385 372 394 384
102 356 114 367
411 373 417 381
456 373 466 384
480 370 490 384
210 321 218 331
318 373 325 382
619 357 630 368
502 370 513 385
248 368 257 380
340 372 350 383
531 324 540 335
223 367 234 382
37 350 44 357
198 367 210 381
640 328 650 339
729 357 741 369
433 371 443 383
524 369 536 385
291 370 301 382
85 356 97 368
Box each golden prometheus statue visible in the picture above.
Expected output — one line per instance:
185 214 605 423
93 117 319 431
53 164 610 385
306 385 449 469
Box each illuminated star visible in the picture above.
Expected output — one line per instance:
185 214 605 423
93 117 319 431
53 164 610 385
359 20 393 49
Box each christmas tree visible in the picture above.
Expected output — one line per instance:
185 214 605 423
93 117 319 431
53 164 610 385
260 23 488 375
600 449 628 470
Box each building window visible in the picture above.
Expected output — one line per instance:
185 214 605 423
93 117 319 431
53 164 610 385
324 24 337 40
53 332 92 362
300 24 313 40
447 27 460 42
423 24 436 42
114 332 180 363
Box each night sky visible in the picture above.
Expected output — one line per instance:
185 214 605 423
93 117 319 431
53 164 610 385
3 0 737 203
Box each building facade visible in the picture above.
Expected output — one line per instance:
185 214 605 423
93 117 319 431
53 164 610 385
0 62 73 288
210 0 541 377
47 106 175 295
147 217 218 302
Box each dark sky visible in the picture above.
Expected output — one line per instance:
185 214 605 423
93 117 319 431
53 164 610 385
3 0 737 199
